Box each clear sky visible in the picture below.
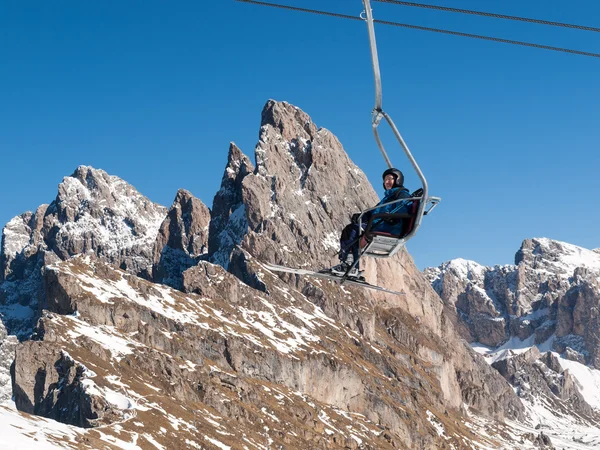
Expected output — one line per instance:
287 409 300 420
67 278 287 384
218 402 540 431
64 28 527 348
1 0 598 270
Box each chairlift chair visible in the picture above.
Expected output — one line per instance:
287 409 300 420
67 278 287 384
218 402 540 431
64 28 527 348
353 0 441 262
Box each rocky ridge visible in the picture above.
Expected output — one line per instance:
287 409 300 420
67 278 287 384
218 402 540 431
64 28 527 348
0 166 168 336
153 188 211 290
425 237 600 426
0 100 565 449
425 238 600 364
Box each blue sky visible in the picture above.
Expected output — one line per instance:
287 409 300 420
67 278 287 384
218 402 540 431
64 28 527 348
1 0 598 269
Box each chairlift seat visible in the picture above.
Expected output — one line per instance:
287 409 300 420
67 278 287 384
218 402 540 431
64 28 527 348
360 189 422 258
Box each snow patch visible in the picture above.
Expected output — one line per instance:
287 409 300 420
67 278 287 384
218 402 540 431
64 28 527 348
321 232 339 251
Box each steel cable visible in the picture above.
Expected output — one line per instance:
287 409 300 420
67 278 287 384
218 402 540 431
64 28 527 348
374 0 600 33
235 0 600 58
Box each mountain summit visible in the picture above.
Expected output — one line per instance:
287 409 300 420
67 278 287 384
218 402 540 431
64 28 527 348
0 166 167 336
425 237 600 362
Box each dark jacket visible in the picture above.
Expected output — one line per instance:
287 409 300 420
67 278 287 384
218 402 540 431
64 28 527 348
364 186 411 235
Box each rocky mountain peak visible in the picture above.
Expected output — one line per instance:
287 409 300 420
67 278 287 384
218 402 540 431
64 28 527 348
515 237 600 277
158 188 209 255
210 102 470 337
208 142 254 268
218 101 377 270
152 189 210 290
427 237 600 368
49 166 167 255
224 141 254 179
0 166 167 336
427 258 487 287
260 99 317 143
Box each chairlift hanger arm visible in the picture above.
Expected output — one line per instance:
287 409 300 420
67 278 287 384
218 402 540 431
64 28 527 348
362 0 432 242
361 4 383 116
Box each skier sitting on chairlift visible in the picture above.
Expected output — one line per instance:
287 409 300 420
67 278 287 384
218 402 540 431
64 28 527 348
330 168 411 278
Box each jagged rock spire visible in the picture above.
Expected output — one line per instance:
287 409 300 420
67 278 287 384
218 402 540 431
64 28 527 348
208 142 254 269
210 100 377 274
153 189 211 289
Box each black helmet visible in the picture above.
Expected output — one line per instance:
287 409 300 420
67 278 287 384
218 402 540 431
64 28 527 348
382 168 404 189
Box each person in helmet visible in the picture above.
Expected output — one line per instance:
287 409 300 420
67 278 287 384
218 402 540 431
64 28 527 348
330 168 411 278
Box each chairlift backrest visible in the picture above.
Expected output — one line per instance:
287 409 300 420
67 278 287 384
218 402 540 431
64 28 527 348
401 188 422 238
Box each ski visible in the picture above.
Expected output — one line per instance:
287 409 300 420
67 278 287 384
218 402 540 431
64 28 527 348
263 263 405 296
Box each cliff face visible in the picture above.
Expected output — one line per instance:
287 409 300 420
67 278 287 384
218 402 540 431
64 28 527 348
0 100 531 449
152 188 211 290
204 100 524 441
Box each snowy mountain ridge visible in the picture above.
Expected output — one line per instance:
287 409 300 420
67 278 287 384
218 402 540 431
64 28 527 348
425 237 600 343
516 237 600 278
425 236 600 447
0 166 167 338
428 237 600 289
3 166 166 268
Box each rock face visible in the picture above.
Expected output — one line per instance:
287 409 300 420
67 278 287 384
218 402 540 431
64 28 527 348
153 189 211 290
42 166 166 276
0 166 167 336
0 207 59 336
424 259 517 347
425 238 600 429
425 238 600 368
219 101 377 271
1 100 536 448
12 340 123 428
208 142 254 269
10 253 518 449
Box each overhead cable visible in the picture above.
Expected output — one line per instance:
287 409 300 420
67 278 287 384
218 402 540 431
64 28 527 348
374 0 600 33
235 0 600 58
